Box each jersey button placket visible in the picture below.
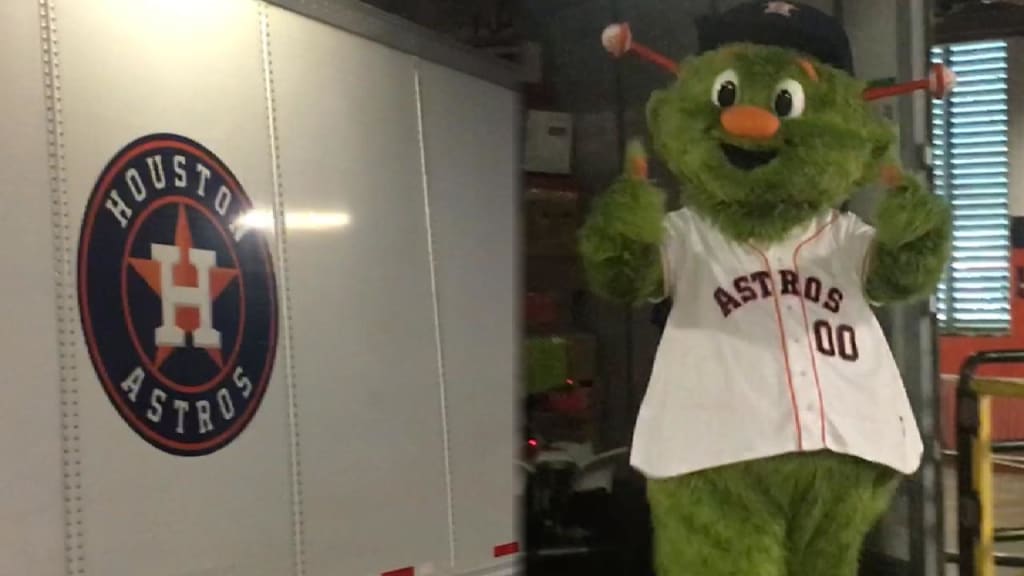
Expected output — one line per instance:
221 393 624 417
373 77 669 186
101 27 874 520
786 321 818 442
756 244 811 451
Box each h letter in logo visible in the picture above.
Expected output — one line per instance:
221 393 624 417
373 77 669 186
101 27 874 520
151 243 220 349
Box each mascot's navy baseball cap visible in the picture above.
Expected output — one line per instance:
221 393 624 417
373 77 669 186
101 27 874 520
697 1 854 74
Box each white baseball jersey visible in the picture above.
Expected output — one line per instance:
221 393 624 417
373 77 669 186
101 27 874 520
630 207 923 479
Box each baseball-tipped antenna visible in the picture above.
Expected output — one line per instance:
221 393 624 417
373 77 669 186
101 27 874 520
863 63 956 101
601 22 952 98
602 23 679 75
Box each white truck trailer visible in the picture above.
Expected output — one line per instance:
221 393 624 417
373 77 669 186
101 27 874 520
0 1 521 575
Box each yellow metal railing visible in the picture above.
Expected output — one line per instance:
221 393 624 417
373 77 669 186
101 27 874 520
956 350 1024 576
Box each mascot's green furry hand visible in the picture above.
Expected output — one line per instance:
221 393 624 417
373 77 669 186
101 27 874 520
578 140 666 304
865 169 953 304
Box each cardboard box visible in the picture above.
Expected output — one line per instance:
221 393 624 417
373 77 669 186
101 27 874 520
546 387 590 417
526 336 569 395
525 188 580 257
525 291 571 333
524 110 573 174
525 333 597 393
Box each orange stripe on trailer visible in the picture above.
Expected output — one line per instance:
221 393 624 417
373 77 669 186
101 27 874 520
494 542 520 557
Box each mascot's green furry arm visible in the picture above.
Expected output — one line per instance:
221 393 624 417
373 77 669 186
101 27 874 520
578 141 667 305
579 3 954 575
866 174 953 303
579 148 953 306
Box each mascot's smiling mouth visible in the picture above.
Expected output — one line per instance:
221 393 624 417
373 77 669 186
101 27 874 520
720 143 778 171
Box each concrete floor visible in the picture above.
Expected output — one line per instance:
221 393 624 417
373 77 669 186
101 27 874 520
943 463 1024 576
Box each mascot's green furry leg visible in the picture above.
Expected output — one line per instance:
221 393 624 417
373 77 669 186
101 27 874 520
647 459 789 575
647 452 899 576
784 454 900 575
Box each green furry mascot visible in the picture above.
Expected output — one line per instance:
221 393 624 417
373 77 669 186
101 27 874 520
581 2 955 574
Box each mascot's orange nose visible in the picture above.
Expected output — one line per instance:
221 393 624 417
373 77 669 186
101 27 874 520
720 106 780 140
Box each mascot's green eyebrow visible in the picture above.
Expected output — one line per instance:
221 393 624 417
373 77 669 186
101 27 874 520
719 47 818 83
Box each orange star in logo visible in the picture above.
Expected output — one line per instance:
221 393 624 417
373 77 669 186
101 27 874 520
128 204 238 369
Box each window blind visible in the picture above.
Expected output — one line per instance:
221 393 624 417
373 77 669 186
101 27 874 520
930 40 1011 332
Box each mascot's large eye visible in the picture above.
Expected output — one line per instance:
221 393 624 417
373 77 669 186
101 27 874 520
773 79 806 118
712 69 739 108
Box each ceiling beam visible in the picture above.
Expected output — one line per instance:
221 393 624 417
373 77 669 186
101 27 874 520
935 1 1024 42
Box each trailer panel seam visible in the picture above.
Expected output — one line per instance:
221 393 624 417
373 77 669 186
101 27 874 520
260 4 306 575
39 1 85 574
414 62 458 569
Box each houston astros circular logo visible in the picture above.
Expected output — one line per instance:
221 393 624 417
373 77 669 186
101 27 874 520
78 133 278 456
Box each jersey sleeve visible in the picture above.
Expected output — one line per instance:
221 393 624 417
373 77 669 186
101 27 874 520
839 212 878 292
655 212 684 302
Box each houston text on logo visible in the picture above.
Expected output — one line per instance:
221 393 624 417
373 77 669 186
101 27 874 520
78 134 278 456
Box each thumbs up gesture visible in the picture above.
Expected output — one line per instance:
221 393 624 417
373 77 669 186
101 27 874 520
578 139 667 304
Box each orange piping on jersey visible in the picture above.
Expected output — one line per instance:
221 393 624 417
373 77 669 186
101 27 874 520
860 240 876 297
792 212 840 446
660 243 671 299
750 245 803 450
